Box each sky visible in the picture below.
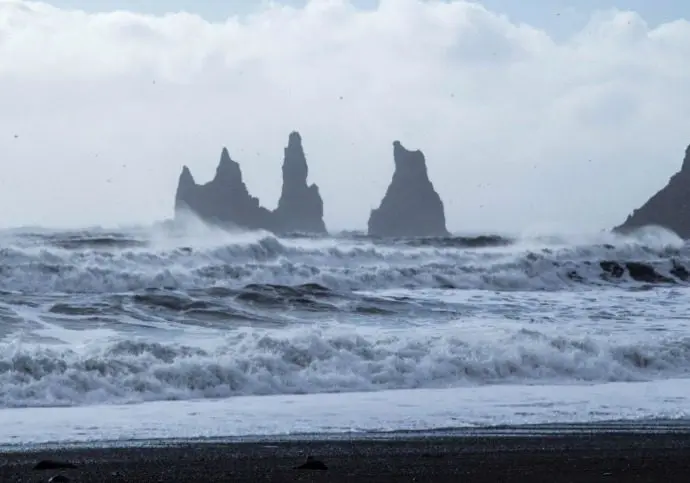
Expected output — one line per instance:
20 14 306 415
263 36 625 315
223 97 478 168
1 0 689 234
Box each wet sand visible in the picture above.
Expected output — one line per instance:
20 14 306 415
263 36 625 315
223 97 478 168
2 431 690 482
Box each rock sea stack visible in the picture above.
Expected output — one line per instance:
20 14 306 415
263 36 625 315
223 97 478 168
368 141 449 237
614 144 690 238
174 147 273 231
174 132 326 234
272 132 327 234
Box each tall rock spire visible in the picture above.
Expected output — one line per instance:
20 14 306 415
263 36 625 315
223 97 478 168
272 131 327 234
368 141 449 237
173 132 327 235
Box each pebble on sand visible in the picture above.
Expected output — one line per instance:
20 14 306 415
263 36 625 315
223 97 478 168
294 455 328 470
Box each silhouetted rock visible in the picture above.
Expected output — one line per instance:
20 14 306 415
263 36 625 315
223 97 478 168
272 132 327 234
368 141 449 237
599 261 675 284
294 456 328 470
614 144 690 238
174 133 326 234
174 147 274 231
33 460 77 471
671 261 690 281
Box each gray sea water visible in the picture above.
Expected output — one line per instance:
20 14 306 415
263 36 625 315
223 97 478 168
1 220 690 446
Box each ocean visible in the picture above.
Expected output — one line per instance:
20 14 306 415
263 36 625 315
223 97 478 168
1 220 690 448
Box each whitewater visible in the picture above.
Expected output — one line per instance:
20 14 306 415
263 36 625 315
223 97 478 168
2 220 690 447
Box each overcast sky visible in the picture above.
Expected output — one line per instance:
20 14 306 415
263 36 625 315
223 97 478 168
1 0 689 234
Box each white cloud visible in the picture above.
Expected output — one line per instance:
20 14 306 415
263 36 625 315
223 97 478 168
0 0 689 234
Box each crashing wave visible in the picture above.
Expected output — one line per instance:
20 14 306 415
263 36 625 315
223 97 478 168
0 226 688 293
1 327 689 408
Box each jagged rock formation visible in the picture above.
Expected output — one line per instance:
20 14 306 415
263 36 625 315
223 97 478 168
174 132 327 234
368 141 449 237
272 132 327 234
614 144 690 238
175 147 273 231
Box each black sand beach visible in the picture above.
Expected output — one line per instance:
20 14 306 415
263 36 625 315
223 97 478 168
2 430 690 482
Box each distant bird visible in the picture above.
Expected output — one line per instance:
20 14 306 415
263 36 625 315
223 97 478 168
294 455 328 470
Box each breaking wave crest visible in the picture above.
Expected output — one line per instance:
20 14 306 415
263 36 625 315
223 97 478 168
1 224 689 410
0 225 688 293
1 327 689 408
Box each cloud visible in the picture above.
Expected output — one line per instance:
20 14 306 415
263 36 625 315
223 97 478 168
0 0 689 233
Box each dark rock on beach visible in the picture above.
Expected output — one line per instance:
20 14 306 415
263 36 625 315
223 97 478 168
368 141 449 237
33 460 77 471
294 455 328 470
615 143 690 238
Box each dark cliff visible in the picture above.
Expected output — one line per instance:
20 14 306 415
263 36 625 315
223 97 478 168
614 144 690 238
368 141 449 237
174 132 326 234
272 132 327 234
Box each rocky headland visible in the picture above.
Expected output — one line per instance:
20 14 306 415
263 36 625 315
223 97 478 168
614 144 690 238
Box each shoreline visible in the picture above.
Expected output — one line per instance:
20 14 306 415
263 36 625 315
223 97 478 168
4 426 690 482
3 418 690 452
